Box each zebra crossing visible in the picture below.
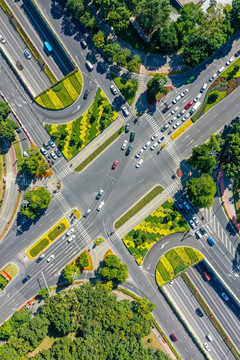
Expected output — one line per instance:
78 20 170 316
166 179 182 195
75 221 92 244
54 192 72 213
138 75 146 86
166 144 181 166
145 113 159 132
56 166 72 180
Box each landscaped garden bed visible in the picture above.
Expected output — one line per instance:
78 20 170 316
156 248 203 286
35 70 82 110
111 74 138 105
123 199 188 265
46 88 118 161
0 263 18 291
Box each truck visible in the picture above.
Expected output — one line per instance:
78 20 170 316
190 101 201 115
44 41 53 54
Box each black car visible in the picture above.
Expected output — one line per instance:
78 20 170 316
172 175 176 180
22 275 31 284
235 50 240 57
162 105 171 114
80 38 87 49
126 145 132 156
83 90 89 99
16 128 21 134
125 124 130 133
200 227 207 235
161 125 169 132
129 131 135 142
196 308 203 317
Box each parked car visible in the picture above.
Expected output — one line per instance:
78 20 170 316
83 209 91 218
112 160 118 169
181 89 189 97
46 254 55 262
185 101 194 109
209 73 217 82
172 95 181 104
23 151 28 157
24 49 31 59
226 56 234 66
177 109 185 118
207 237 215 246
171 106 179 115
121 140 128 150
136 159 143 168
169 117 176 124
110 85 117 95
36 254 45 263
96 189 103 200
83 89 89 99
97 201 104 211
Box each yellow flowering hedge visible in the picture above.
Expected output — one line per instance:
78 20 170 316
171 119 193 140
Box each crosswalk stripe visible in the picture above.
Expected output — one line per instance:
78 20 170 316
54 192 72 213
57 166 72 180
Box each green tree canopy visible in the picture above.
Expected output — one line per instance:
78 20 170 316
20 187 51 220
76 252 89 269
99 254 129 283
186 174 217 208
63 263 80 282
231 0 240 29
208 91 219 104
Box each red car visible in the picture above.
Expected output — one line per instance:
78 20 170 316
170 334 177 342
112 161 118 169
185 101 194 109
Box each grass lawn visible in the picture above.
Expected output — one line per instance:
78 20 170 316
181 272 240 359
0 143 4 205
111 75 138 105
143 332 165 353
94 238 104 246
221 58 240 78
115 185 164 229
28 336 58 358
12 135 22 171
204 91 227 113
123 199 189 265
48 223 66 241
75 126 124 172
29 238 49 258
156 248 203 286
4 263 18 279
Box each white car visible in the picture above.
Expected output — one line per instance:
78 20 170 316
182 116 187 122
66 228 75 236
97 201 104 211
169 117 176 124
143 141 151 150
172 95 181 104
121 140 128 150
23 151 28 157
0 35 6 44
150 142 158 150
136 159 143 168
203 343 211 352
46 254 55 262
209 73 217 82
181 89 188 97
122 106 129 116
158 136 165 144
135 149 143 158
24 49 31 59
195 231 202 239
110 85 117 95
226 56 234 66
221 292 229 301
151 133 159 141
193 97 198 103
189 220 196 229
50 151 57 160
192 215 199 225
67 234 76 243
171 106 179 115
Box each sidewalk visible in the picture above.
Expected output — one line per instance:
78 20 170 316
218 169 240 232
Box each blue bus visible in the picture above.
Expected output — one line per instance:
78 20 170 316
44 41 53 54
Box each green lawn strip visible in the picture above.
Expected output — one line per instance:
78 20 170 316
30 238 49 258
221 58 240 78
40 93 56 109
111 74 138 105
0 143 4 204
181 273 240 359
157 261 170 281
94 238 104 246
53 84 73 107
12 136 22 171
44 67 57 84
117 287 181 360
68 72 82 93
3 263 18 279
48 223 66 241
204 91 227 113
75 126 124 172
115 186 164 229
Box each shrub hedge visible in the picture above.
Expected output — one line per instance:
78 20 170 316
30 238 49 257
48 223 66 241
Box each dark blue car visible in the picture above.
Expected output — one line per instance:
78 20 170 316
207 237 214 246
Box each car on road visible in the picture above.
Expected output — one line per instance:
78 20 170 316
171 106 179 115
209 73 217 82
177 109 186 118
66 228 75 236
195 231 202 239
49 139 56 148
200 227 207 235
23 151 28 157
158 136 165 144
193 97 199 103
22 275 31 284
181 89 188 97
125 124 130 133
151 133 159 141
36 254 45 263
46 254 55 262
150 142 158 150
67 234 76 243
143 141 151 150
24 49 31 59
121 140 128 150
217 66 225 75
96 189 103 200
43 141 50 150
83 89 89 99
40 147 47 156
204 342 211 352
80 38 87 49
112 160 118 169
55 149 62 157
169 117 176 124
178 203 183 210
187 75 195 83
206 334 213 342
226 56 234 66
129 131 135 142
183 201 190 211
185 101 194 109
221 292 229 301
50 151 57 160
162 105 171 113
97 201 104 211
203 271 211 281
196 308 204 317
83 209 91 218
170 334 177 342
136 159 143 168
161 125 169 132
189 220 196 229
192 216 199 225
122 106 129 116
172 95 181 104
125 145 132 156
0 35 6 44
110 85 117 95
182 116 187 122
235 50 240 57
207 237 214 246
135 149 143 158
173 121 181 129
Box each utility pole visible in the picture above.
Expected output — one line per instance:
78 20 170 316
41 271 51 296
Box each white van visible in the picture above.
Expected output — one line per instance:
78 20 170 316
200 83 207 93
86 60 93 71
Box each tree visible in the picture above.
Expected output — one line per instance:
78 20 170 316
76 252 89 269
134 297 156 320
208 91 219 104
63 264 80 282
210 133 222 152
0 118 18 140
127 59 139 72
191 143 216 173
38 287 51 299
66 0 85 18
0 320 13 339
18 157 39 175
93 31 105 49
0 276 8 289
20 187 51 220
113 52 127 67
147 74 168 105
231 0 240 29
156 24 178 53
186 174 217 208
99 255 129 283
107 7 130 33
223 130 240 179
0 102 11 121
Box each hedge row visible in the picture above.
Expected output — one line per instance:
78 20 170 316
30 238 49 258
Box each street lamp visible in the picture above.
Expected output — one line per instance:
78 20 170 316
41 271 51 297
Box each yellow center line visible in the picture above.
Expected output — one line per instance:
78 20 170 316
118 192 168 235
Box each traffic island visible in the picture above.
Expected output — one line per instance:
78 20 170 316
26 217 70 259
0 263 18 291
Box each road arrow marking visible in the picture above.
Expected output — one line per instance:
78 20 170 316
161 241 169 249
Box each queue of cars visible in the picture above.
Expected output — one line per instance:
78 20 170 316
40 139 62 165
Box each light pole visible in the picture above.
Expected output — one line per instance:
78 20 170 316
41 271 51 296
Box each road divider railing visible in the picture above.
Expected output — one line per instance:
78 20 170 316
27 217 70 259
